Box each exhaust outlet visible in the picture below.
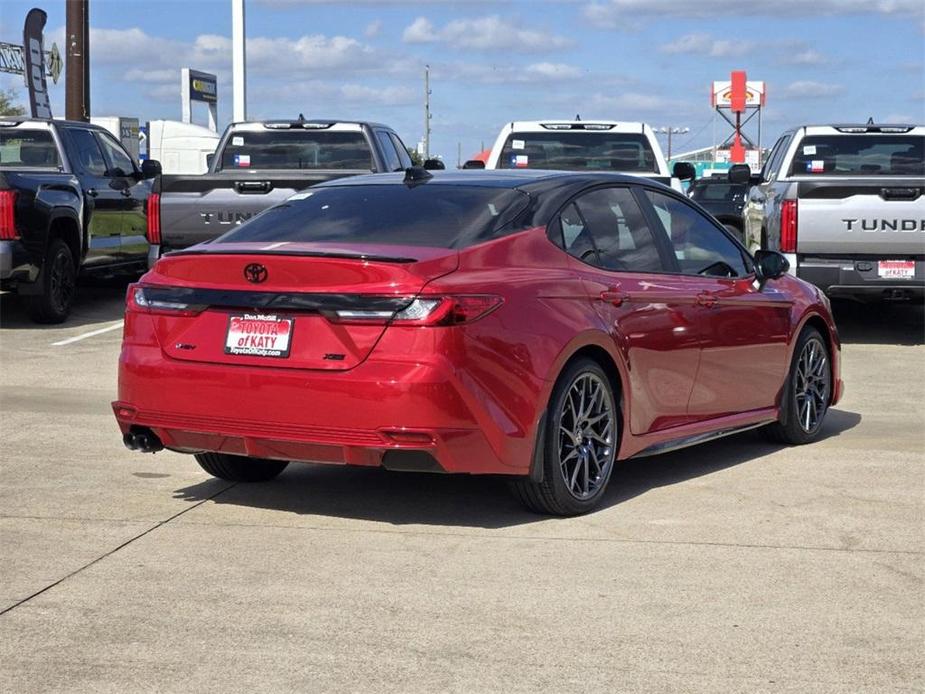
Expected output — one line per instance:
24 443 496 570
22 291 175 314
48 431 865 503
123 428 164 454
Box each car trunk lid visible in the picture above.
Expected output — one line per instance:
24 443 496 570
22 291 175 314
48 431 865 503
141 242 458 371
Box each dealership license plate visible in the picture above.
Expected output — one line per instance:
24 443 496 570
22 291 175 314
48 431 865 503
877 260 915 280
224 314 293 358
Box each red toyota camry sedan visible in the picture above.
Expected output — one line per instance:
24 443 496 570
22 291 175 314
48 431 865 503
113 169 842 515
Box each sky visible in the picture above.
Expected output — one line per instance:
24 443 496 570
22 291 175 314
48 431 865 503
2 0 924 163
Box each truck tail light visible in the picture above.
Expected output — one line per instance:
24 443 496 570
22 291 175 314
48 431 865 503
146 192 161 245
0 190 18 241
780 199 798 253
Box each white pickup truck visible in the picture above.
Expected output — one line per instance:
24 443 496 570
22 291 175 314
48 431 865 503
481 120 683 189
739 123 924 302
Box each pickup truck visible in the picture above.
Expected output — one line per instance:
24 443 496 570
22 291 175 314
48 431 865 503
687 176 750 243
147 119 413 264
738 123 924 302
477 120 684 190
1 118 160 323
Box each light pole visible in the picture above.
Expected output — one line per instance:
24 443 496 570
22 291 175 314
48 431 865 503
232 0 246 122
657 126 689 160
423 64 431 160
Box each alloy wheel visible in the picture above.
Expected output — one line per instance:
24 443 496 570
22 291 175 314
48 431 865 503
557 372 615 500
50 250 75 314
794 337 830 433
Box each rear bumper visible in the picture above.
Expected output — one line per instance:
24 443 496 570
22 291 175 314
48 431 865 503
113 343 536 476
0 239 39 286
797 256 925 301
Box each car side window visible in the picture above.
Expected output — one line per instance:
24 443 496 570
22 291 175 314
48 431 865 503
95 131 136 177
63 128 107 177
573 187 665 273
645 190 751 278
376 131 402 171
765 134 792 180
556 202 598 262
389 133 413 169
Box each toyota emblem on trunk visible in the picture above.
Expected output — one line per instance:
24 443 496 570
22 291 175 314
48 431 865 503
244 263 268 284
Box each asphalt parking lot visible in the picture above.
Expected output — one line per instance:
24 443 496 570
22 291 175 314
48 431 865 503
0 281 922 693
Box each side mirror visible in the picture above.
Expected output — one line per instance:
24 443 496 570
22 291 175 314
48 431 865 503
462 159 485 170
754 249 790 281
672 161 696 181
423 158 445 170
728 164 751 185
141 159 162 179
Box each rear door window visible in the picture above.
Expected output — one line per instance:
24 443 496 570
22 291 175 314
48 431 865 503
62 127 107 176
95 131 136 177
569 187 667 273
389 133 413 169
376 131 402 172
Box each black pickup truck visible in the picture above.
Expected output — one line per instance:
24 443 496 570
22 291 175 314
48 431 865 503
147 119 414 264
0 118 161 322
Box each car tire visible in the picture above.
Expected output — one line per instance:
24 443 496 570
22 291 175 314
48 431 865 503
194 452 289 482
26 238 76 324
510 358 619 516
764 326 832 445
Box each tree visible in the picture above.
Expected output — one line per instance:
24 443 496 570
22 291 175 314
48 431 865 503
0 89 27 117
407 147 423 166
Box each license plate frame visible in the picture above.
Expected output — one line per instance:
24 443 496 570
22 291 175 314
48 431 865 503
877 260 915 280
224 313 293 358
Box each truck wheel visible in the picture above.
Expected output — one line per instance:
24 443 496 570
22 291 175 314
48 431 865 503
26 238 76 324
509 358 618 516
764 327 832 445
194 452 289 482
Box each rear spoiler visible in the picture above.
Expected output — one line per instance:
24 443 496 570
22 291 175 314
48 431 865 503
165 248 419 264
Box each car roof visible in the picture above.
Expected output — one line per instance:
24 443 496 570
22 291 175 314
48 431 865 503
314 168 655 192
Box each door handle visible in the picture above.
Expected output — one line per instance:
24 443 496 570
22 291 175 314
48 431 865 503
696 292 717 308
599 289 626 306
85 188 98 198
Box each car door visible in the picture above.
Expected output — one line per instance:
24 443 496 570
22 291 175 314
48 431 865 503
553 185 703 435
644 189 793 420
60 126 123 267
744 133 792 252
94 130 148 263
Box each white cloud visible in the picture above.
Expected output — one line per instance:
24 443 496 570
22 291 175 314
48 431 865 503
779 80 844 98
588 91 691 114
364 20 383 38
659 33 748 58
435 61 585 84
402 15 571 52
782 49 831 66
584 0 924 27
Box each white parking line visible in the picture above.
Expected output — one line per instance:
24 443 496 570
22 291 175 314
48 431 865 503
51 321 124 347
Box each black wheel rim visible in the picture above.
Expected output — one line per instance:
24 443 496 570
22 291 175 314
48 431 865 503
794 337 830 433
557 372 616 500
49 250 75 314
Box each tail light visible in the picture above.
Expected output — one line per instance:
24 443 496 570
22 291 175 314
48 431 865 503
327 295 503 326
0 190 18 241
780 199 798 253
127 284 204 316
146 193 161 244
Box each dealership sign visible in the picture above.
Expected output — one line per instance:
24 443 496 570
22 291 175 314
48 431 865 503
188 69 217 104
711 80 766 108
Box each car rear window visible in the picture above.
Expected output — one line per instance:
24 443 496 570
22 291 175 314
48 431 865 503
218 129 373 171
215 183 530 249
789 135 925 176
0 129 61 170
689 182 746 202
498 131 657 172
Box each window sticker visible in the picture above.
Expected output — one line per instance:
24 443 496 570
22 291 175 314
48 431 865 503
513 154 529 168
808 159 825 173
234 154 251 167
288 191 314 201
512 139 525 150
802 144 816 156
232 136 244 146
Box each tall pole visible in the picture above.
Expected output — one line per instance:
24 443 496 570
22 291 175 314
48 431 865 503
232 0 246 122
65 0 90 121
667 129 672 160
423 64 431 159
